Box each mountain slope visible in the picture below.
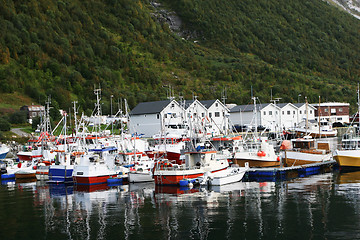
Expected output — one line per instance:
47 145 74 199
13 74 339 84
0 0 359 114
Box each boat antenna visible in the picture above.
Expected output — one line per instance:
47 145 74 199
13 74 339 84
355 83 360 134
318 96 321 139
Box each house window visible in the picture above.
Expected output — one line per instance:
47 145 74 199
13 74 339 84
209 113 212 118
215 103 218 107
164 114 167 119
202 113 205 117
310 110 312 114
287 111 290 115
324 109 328 112
282 111 284 115
171 103 175 108
293 111 295 114
157 114 160 119
300 110 302 114
264 112 266 116
337 117 342 120
339 108 343 112
269 111 272 116
194 113 197 117
215 112 220 117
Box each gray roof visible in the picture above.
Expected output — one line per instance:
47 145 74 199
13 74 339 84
229 103 272 113
130 100 172 115
199 100 217 108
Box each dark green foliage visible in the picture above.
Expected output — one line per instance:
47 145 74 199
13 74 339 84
9 111 27 124
0 118 11 131
0 0 359 113
31 116 40 131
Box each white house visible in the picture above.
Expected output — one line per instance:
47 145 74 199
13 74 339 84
293 103 316 124
229 103 281 132
277 103 299 129
129 100 184 137
259 103 281 132
200 100 230 135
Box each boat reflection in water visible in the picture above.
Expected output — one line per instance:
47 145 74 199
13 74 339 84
5 170 360 239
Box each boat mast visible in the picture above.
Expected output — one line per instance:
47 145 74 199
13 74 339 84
73 101 78 134
357 83 360 134
305 97 308 135
253 97 258 139
318 96 321 139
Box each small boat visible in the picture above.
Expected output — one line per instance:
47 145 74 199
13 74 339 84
200 164 249 186
128 158 154 183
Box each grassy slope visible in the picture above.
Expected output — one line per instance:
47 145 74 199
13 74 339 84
0 0 359 113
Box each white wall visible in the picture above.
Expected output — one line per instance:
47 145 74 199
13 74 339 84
279 104 298 129
207 101 230 135
130 113 161 137
260 104 280 132
229 111 254 126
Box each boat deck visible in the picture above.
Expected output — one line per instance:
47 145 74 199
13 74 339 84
245 160 337 182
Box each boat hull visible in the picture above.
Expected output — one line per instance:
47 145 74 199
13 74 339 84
283 151 332 166
333 152 360 168
15 173 36 179
48 165 74 183
295 131 337 138
74 174 117 185
128 172 153 183
232 159 280 168
153 167 227 185
210 169 247 186
0 152 8 159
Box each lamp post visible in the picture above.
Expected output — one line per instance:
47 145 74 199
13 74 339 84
298 94 301 103
110 95 113 133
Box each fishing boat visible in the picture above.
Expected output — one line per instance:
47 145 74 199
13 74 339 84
281 137 332 166
73 147 118 185
333 86 360 169
230 97 281 167
231 137 280 167
333 135 360 168
146 124 190 164
153 141 230 185
293 120 337 138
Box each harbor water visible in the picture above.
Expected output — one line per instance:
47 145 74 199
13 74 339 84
1 170 360 240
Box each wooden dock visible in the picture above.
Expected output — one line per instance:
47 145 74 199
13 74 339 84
245 160 337 182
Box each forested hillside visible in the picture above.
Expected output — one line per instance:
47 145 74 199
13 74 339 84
0 0 359 115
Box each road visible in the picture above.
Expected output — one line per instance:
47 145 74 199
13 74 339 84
11 128 31 137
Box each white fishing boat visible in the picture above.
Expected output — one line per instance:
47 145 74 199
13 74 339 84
153 141 230 185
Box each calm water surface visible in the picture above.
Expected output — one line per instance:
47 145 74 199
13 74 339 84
1 170 360 240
